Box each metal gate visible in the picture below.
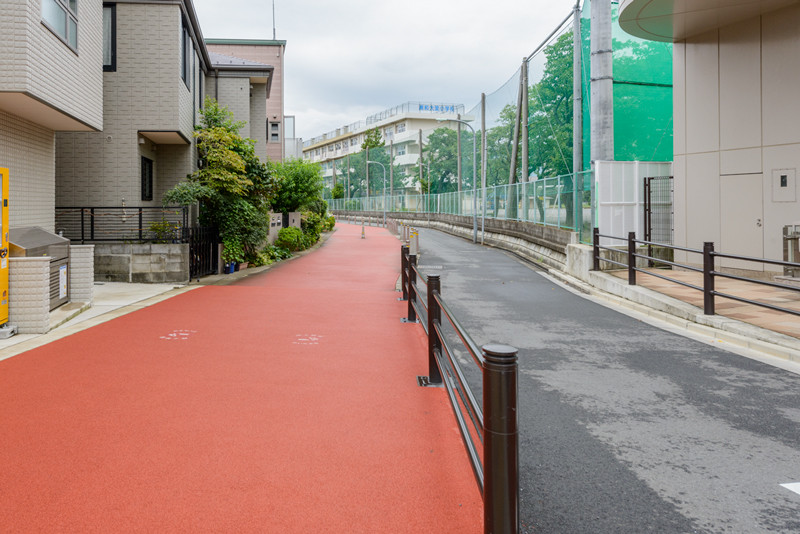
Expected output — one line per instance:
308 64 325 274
186 226 218 279
643 176 673 266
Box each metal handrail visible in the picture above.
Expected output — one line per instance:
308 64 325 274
592 227 800 318
399 244 519 534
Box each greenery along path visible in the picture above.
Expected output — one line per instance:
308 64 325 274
0 223 481 533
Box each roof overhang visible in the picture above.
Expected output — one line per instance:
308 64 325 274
0 92 99 132
138 130 191 145
619 0 800 42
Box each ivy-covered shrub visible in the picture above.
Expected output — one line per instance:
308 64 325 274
275 227 306 252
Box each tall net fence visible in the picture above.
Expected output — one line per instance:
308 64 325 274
326 0 673 244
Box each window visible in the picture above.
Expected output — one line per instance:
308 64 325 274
350 138 358 147
42 0 78 50
397 144 407 156
396 123 406 134
102 4 115 71
141 157 153 201
180 19 191 86
384 128 394 141
270 122 280 143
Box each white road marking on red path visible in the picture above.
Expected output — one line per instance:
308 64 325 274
160 329 197 341
293 334 323 345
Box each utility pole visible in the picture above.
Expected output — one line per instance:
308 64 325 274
457 113 462 194
573 1 584 234
389 139 394 199
481 93 487 244
590 0 614 163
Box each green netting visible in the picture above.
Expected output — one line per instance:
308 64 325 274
580 0 673 170
326 0 673 244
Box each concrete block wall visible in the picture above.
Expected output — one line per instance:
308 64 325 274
69 245 94 303
94 243 189 283
9 257 50 334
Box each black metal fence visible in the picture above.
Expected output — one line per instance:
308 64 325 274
400 244 519 534
592 228 800 317
186 226 219 279
55 206 189 243
643 176 673 267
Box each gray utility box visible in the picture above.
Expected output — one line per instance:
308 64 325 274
9 227 70 310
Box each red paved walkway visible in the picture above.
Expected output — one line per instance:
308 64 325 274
0 224 481 532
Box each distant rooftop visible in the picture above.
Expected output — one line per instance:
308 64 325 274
206 38 286 46
303 101 466 148
208 51 271 68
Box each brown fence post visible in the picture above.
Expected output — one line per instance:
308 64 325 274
426 275 443 385
482 344 519 534
592 227 600 271
703 242 715 315
627 231 637 285
400 245 409 301
405 254 417 323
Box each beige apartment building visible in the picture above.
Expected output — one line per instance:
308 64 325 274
206 39 287 164
620 0 800 271
0 0 286 331
56 1 282 210
302 102 466 189
0 0 103 231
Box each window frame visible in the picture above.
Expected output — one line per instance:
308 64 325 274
42 0 79 52
102 4 116 72
141 156 154 201
180 19 191 88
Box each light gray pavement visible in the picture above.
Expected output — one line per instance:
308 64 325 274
412 226 800 534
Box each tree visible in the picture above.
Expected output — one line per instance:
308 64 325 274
163 98 279 263
361 127 384 151
411 128 460 195
269 158 324 213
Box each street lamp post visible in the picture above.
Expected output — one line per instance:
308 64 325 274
437 118 477 243
367 160 387 226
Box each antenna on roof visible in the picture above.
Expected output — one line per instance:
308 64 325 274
272 0 276 40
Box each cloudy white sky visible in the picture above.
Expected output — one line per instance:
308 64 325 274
192 0 575 140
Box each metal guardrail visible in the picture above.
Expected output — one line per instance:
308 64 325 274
399 244 519 534
55 206 189 243
592 228 800 317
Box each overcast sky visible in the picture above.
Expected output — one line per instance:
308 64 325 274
192 0 574 140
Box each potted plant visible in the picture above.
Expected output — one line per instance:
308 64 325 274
222 237 245 274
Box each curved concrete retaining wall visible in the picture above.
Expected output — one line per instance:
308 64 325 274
333 210 577 271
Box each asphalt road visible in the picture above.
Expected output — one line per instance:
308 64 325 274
413 227 800 534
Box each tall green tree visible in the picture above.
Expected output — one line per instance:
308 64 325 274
163 98 278 263
269 158 324 213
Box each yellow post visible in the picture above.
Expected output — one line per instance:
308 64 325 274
0 168 9 325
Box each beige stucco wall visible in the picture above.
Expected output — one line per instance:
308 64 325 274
206 42 285 162
0 0 103 130
56 2 201 207
0 110 57 231
250 83 268 162
673 3 800 268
